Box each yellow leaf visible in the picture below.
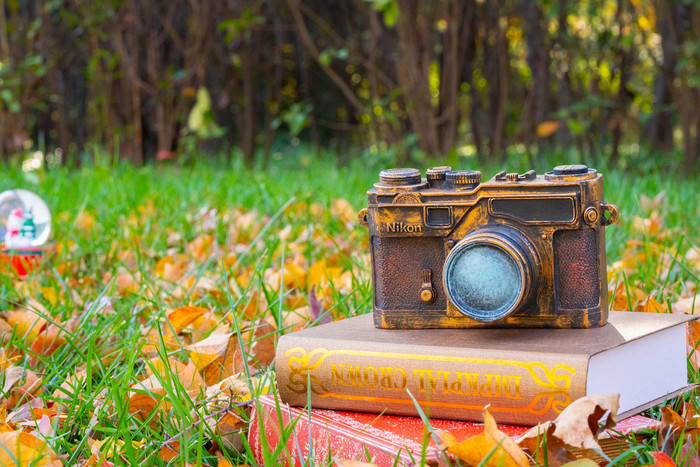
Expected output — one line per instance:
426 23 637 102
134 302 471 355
641 295 665 313
166 306 209 333
76 211 96 230
331 198 357 225
449 408 529 467
0 431 59 466
187 333 232 371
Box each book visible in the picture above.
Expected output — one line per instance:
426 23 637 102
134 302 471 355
248 393 659 467
275 311 694 425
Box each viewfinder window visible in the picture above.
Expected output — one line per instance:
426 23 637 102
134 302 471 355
426 207 451 226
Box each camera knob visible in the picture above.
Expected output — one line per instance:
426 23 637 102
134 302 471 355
426 166 452 188
379 168 422 186
426 166 452 182
552 164 589 175
446 170 481 188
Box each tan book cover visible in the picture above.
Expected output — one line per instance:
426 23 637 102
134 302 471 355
275 311 694 425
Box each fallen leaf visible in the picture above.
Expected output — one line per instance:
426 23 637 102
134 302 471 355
519 394 619 462
330 198 357 226
536 120 561 137
517 422 576 467
674 296 698 315
448 407 529 467
166 306 209 333
158 441 180 462
650 451 677 467
639 295 666 313
0 431 60 466
76 211 96 230
187 333 233 371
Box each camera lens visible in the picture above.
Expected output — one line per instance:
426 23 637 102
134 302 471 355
443 229 535 322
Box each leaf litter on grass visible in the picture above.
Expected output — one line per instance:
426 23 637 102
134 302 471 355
0 176 697 465
1 194 369 465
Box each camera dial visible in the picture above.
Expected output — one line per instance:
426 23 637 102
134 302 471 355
445 170 481 188
379 168 422 185
545 164 597 181
443 228 537 322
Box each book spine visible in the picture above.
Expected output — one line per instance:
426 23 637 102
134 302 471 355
275 335 590 425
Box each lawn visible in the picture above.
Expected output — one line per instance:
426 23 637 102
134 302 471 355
0 152 698 465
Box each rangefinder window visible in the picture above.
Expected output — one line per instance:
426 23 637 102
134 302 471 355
490 197 576 224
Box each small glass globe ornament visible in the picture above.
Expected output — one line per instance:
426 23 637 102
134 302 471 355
0 189 51 278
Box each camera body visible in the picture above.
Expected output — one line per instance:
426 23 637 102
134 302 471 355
358 165 619 329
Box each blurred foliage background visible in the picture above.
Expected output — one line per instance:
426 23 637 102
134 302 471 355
1 0 699 171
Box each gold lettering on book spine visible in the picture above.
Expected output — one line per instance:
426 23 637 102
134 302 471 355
285 347 576 416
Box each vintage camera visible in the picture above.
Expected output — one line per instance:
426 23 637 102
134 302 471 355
358 165 619 329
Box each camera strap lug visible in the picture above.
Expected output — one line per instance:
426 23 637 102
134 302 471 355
420 269 436 304
600 203 619 226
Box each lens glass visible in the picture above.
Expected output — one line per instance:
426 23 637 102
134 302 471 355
445 243 522 320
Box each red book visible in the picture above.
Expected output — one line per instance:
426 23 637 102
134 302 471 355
248 394 659 466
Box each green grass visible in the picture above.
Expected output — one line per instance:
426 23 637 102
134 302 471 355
0 150 698 465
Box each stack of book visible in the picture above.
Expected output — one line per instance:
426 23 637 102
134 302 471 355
253 311 692 465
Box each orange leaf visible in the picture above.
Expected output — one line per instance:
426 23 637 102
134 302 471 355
649 451 677 467
158 442 180 462
166 306 209 333
187 333 233 371
449 408 529 467
640 295 666 313
76 211 96 230
330 198 357 226
536 120 561 138
0 431 60 466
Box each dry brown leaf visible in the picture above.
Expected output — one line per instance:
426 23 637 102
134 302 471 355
1 367 42 410
281 306 313 332
187 333 232 371
207 374 254 401
551 394 618 451
674 296 698 315
243 320 276 370
201 339 241 386
657 405 700 462
4 300 48 339
128 377 167 423
158 441 180 462
517 422 576 467
187 234 215 262
144 357 205 392
330 198 356 226
519 394 619 463
51 369 87 401
30 316 80 359
216 409 246 451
